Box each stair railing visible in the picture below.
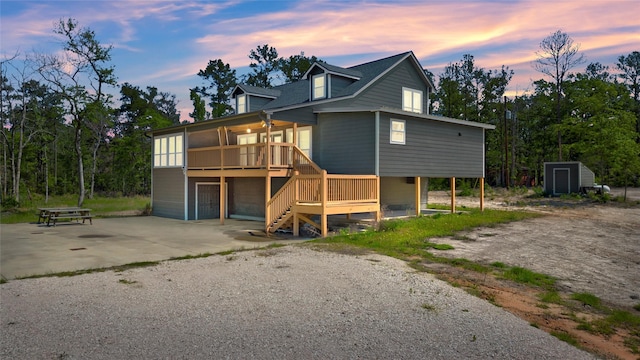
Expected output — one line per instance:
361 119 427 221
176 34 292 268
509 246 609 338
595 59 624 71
266 171 300 232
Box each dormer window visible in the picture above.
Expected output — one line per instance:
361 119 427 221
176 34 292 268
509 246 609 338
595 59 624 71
312 74 326 100
236 94 247 114
402 87 422 113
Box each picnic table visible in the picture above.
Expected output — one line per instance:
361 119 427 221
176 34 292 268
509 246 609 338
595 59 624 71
38 207 93 227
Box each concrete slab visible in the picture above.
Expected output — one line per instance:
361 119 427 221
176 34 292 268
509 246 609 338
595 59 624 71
0 216 304 280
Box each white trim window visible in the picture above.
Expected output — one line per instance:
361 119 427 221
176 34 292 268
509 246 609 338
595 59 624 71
402 87 423 113
286 126 312 158
237 133 257 166
390 119 406 145
236 94 247 114
154 133 183 167
312 74 326 100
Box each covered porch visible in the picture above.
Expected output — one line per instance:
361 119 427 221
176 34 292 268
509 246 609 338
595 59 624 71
185 113 381 237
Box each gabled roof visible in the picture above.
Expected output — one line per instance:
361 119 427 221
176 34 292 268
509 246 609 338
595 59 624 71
302 62 362 80
184 51 438 120
262 51 434 113
331 52 415 98
232 84 281 99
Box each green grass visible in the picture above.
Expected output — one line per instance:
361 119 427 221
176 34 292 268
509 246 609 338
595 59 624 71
316 209 539 260
1 194 150 224
539 290 564 305
624 336 640 354
575 306 640 343
550 331 579 346
607 310 640 328
427 242 455 250
118 278 138 285
421 303 437 311
633 303 640 312
169 252 213 261
426 203 469 211
315 209 538 277
15 260 162 280
571 292 602 309
500 266 556 289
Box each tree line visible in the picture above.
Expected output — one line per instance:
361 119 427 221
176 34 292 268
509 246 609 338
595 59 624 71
430 31 639 189
1 19 639 208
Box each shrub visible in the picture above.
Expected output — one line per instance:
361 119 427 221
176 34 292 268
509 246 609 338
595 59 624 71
1 197 19 210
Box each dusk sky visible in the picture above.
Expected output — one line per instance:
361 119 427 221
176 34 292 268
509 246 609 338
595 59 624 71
2 0 639 122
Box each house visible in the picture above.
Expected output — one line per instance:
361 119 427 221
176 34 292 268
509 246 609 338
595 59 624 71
150 51 495 236
543 162 595 195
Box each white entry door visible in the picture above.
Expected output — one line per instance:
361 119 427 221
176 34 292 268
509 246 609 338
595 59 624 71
237 133 257 166
261 131 284 165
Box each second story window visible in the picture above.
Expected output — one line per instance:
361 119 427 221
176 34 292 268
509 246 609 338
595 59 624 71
236 94 247 114
154 133 183 167
312 74 326 100
390 119 406 145
402 87 423 113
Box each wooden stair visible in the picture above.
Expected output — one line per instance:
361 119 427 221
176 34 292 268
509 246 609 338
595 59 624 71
265 146 380 237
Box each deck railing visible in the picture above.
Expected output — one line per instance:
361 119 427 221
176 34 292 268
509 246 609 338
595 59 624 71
326 175 378 203
188 143 300 170
266 171 379 232
189 143 379 235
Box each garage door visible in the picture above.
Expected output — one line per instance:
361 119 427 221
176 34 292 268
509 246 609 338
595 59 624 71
196 184 220 219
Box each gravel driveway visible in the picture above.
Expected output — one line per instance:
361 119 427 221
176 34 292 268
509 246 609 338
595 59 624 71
1 246 594 359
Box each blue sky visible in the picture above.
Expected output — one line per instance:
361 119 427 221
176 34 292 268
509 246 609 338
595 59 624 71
2 0 639 122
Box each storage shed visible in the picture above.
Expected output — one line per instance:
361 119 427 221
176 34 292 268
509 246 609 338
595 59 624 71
543 162 595 195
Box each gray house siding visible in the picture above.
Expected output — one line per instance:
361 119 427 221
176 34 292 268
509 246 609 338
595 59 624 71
313 60 428 112
152 168 185 219
248 96 272 112
352 60 428 110
271 107 317 124
188 129 220 148
230 177 265 218
329 75 355 97
315 112 376 174
151 52 493 224
379 113 485 178
187 177 219 220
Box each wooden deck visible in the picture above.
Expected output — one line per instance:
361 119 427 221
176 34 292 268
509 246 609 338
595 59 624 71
266 172 380 237
188 143 380 237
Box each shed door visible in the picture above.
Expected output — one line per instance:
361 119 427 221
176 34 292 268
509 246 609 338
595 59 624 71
553 168 570 195
197 184 220 219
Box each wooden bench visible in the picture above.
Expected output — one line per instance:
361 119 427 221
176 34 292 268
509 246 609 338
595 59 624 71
40 208 93 227
49 213 93 227
37 207 62 224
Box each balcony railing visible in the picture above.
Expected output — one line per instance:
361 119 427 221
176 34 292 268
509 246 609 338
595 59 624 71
188 143 310 170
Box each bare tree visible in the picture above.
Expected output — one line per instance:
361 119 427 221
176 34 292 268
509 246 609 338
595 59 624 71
1 55 47 203
534 30 585 161
37 19 116 206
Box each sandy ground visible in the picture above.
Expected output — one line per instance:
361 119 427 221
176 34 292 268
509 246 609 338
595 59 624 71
427 188 640 309
0 247 595 359
419 187 639 359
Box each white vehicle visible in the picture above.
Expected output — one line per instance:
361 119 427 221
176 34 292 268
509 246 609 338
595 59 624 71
593 184 610 194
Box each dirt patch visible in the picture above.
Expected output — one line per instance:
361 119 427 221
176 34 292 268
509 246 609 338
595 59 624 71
422 187 640 359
